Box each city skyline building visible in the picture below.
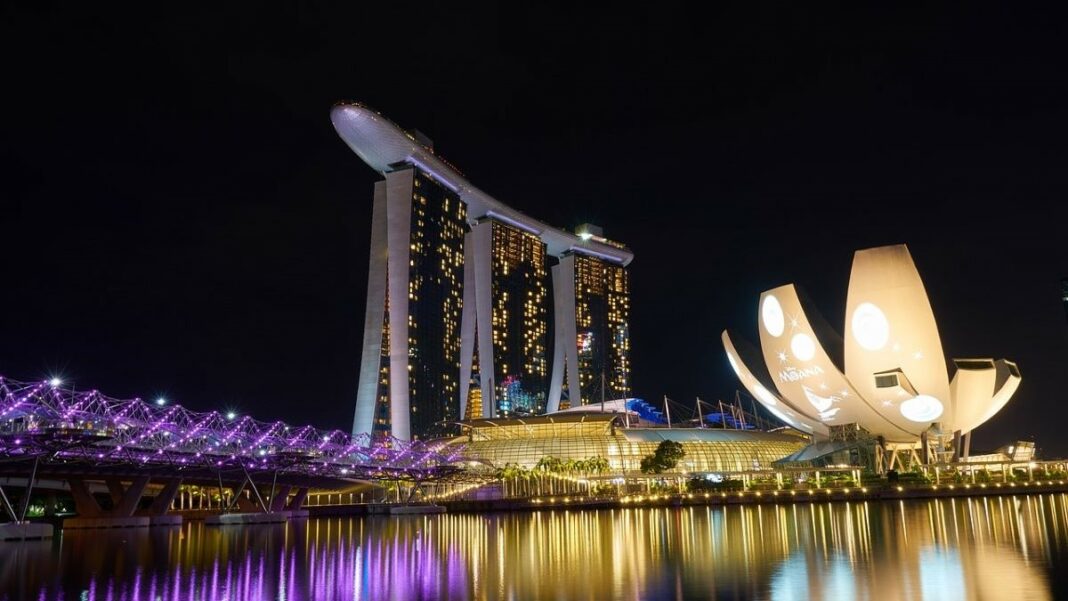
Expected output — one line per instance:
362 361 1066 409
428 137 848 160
331 103 634 441
459 217 551 419
353 167 467 441
546 248 632 410
1061 277 1067 324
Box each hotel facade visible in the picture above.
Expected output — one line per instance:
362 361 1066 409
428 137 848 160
331 103 634 441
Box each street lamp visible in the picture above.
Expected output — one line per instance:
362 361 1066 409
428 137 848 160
156 397 167 406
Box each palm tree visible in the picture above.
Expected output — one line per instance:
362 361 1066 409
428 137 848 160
585 456 609 494
499 463 526 498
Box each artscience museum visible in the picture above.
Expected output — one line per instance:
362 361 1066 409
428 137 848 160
723 244 1021 470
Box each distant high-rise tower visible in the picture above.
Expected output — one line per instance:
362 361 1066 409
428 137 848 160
546 226 632 411
458 218 550 418
353 167 466 441
332 102 633 441
1062 277 1068 323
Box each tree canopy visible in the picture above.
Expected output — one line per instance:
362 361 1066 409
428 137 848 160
639 440 686 474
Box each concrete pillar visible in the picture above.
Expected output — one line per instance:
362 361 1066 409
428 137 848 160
548 256 579 411
288 488 309 510
235 495 259 513
146 479 182 516
269 486 292 512
68 479 102 518
385 169 415 441
458 230 477 420
353 181 389 438
106 479 126 507
472 222 496 417
113 477 150 517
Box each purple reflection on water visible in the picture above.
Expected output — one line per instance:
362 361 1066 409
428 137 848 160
5 500 1064 600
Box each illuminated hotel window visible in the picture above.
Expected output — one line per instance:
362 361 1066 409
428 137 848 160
374 167 467 439
488 219 550 416
573 254 631 403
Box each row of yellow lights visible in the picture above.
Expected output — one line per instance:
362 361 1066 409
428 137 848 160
617 489 872 502
919 480 1067 492
531 496 589 505
615 481 1068 504
424 483 483 501
523 481 1068 507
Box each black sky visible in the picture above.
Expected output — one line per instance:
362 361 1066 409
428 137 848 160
2 4 1066 453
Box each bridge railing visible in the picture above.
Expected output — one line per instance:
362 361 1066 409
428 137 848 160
0 376 468 481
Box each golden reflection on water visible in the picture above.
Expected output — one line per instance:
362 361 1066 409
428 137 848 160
1 494 1064 600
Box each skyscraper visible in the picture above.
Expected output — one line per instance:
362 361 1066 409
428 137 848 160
458 218 550 418
575 251 632 401
546 226 632 410
332 102 633 441
1062 277 1068 324
352 167 466 441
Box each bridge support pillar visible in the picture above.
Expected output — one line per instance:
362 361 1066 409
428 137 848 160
269 486 292 512
288 488 309 511
235 494 260 513
67 478 103 518
64 477 158 529
146 479 182 516
109 476 150 517
106 479 127 507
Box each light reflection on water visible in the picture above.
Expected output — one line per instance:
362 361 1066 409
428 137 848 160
1 494 1066 600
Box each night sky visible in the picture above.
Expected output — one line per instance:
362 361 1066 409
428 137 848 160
3 5 1066 454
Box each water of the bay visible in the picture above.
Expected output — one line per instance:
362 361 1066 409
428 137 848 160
3 493 1067 600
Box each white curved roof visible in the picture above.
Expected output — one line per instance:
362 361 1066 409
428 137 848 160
723 244 1020 443
330 102 633 266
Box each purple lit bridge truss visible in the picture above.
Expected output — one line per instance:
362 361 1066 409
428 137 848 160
0 376 476 501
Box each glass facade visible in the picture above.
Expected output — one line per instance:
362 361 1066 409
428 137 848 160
574 254 631 404
408 170 466 438
489 220 550 416
451 415 806 472
369 168 468 440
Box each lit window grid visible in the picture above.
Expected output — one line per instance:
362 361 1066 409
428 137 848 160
572 255 631 403
394 171 467 438
488 221 550 413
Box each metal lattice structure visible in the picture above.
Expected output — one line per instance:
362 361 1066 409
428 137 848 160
0 376 468 483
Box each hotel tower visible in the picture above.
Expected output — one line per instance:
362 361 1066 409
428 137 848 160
331 103 633 441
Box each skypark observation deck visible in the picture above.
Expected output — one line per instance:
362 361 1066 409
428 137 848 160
330 102 633 266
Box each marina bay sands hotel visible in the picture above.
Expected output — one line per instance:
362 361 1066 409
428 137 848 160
331 103 634 441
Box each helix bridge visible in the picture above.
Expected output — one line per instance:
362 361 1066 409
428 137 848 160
0 375 471 490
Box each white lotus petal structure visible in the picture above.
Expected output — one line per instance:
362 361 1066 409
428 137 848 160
722 244 1020 443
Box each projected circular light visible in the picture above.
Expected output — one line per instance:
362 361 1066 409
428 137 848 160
790 333 816 361
726 352 743 380
900 395 944 423
753 384 778 406
851 302 890 351
762 295 785 337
